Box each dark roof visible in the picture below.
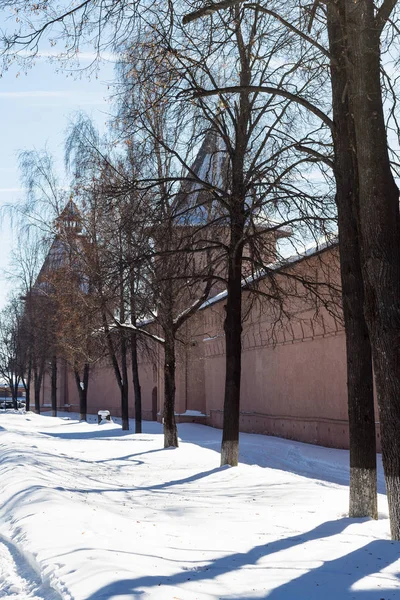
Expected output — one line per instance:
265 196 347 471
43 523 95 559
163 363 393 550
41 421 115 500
174 131 228 225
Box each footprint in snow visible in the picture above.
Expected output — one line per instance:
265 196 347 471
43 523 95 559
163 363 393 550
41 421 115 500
0 534 64 600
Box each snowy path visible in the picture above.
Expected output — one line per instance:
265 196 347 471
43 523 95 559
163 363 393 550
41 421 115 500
0 411 399 600
0 534 62 600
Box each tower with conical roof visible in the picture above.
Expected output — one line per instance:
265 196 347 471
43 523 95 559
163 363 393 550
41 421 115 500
54 196 83 234
174 130 228 226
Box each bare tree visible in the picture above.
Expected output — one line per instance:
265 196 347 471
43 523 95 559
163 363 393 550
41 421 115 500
138 8 336 466
45 203 105 421
180 0 400 535
7 236 45 411
342 0 400 539
326 1 377 519
65 119 138 430
0 298 25 408
100 138 213 447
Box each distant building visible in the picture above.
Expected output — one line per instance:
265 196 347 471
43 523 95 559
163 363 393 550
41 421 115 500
0 384 25 399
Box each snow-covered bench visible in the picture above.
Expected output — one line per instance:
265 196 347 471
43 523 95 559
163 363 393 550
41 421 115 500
97 410 111 424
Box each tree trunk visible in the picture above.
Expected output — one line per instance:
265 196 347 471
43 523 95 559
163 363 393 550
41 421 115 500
121 335 129 431
327 0 377 519
163 335 178 448
220 12 248 467
102 312 128 430
23 359 32 411
34 367 43 414
74 363 89 421
131 331 142 434
130 277 142 434
118 245 130 431
51 355 57 417
120 381 129 431
220 233 243 467
345 0 400 538
24 381 30 411
12 380 18 410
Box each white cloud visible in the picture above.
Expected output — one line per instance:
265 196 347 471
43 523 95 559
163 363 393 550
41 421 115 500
0 188 25 193
0 90 108 105
17 49 117 62
0 90 70 99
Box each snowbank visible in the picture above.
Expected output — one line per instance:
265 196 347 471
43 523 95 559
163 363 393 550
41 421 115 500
0 412 398 600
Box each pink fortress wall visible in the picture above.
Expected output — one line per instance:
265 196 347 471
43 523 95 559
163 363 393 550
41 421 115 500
39 245 381 451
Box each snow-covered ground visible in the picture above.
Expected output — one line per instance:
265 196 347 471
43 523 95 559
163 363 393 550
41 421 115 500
0 411 398 600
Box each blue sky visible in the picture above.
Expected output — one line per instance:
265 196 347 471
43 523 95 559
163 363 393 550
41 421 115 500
0 52 115 309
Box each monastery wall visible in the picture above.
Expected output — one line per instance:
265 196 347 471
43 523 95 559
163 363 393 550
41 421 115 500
38 245 381 451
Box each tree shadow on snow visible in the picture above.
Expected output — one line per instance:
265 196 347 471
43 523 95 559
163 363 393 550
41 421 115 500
84 516 400 599
92 447 168 463
176 424 386 494
54 466 224 495
42 427 134 440
39 419 386 493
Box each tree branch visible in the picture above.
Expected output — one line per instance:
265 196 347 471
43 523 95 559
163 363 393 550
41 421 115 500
192 86 333 129
2 0 93 51
173 277 213 332
112 319 165 345
295 144 334 168
244 4 330 59
375 0 398 34
182 0 241 24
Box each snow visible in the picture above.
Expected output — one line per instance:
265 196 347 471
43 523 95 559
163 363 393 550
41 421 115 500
175 410 207 417
0 411 399 600
97 410 111 418
200 288 228 309
111 320 165 344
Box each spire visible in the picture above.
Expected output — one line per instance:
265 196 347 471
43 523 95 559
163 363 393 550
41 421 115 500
174 130 228 225
55 195 83 233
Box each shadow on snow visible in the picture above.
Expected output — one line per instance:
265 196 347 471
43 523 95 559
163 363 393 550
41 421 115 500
84 518 400 599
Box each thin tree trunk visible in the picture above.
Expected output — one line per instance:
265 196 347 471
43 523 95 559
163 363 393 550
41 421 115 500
83 363 89 419
130 277 142 434
12 380 18 410
51 355 57 417
21 377 28 410
34 367 43 414
25 384 30 411
24 382 30 411
327 0 377 518
163 335 178 448
118 242 130 432
121 386 129 429
22 358 32 411
131 331 142 434
102 312 127 429
121 336 129 431
74 363 89 421
345 0 400 538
